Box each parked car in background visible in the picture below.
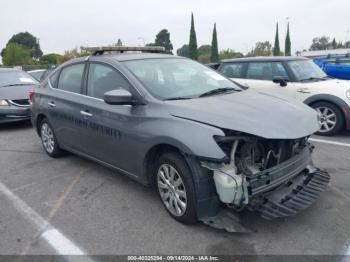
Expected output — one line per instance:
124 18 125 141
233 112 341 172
28 68 54 82
214 56 350 136
0 68 39 123
314 54 350 80
31 47 329 228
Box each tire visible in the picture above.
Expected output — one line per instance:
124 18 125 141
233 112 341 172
39 118 64 157
155 152 197 224
312 102 344 136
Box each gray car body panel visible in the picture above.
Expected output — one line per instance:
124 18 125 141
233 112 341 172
32 54 318 181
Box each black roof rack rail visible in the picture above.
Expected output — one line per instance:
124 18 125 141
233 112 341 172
81 46 166 56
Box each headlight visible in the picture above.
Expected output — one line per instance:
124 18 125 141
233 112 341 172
346 89 350 100
0 100 9 106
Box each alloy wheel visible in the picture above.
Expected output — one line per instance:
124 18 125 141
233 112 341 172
157 164 187 216
41 123 55 153
316 106 337 133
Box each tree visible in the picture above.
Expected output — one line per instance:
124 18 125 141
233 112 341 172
309 36 331 50
116 39 123 46
219 49 243 60
39 53 62 65
273 23 280 56
154 29 173 53
188 13 198 60
198 45 211 56
332 38 337 49
345 41 350 48
2 43 33 66
210 23 219 62
1 32 42 59
177 44 189 57
247 41 273 57
285 23 291 56
57 48 89 64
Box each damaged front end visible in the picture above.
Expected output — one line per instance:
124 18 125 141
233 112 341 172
201 132 330 221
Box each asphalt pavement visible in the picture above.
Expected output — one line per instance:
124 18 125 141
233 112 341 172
0 122 350 256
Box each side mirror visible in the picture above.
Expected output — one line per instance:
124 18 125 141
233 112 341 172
104 89 137 105
273 76 288 87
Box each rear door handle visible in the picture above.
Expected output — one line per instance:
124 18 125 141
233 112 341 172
80 110 93 117
297 88 310 93
48 102 56 107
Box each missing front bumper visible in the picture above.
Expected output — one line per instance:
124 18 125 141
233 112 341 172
257 168 330 220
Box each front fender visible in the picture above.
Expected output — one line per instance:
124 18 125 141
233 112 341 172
142 117 227 161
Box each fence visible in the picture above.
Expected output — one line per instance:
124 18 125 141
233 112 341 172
0 64 56 72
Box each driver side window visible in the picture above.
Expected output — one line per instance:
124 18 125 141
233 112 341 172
87 63 130 99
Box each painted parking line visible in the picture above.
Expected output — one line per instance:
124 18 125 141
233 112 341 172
0 180 93 260
310 138 350 148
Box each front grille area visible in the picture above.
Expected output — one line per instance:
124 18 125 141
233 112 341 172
8 99 30 107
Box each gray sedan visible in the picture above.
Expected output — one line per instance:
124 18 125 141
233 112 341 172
31 48 330 229
0 68 38 124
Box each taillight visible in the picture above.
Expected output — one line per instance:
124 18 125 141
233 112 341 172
28 89 35 104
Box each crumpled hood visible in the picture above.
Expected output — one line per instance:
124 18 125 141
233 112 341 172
0 85 34 100
165 90 319 139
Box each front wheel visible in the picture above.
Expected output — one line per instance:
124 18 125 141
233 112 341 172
312 102 344 136
156 152 197 224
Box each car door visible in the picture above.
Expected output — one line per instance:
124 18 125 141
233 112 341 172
243 61 297 99
78 62 138 171
46 63 87 151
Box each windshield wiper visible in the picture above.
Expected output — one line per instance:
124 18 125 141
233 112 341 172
299 77 327 82
199 87 239 98
164 96 192 101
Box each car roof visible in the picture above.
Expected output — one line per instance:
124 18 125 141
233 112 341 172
221 56 308 63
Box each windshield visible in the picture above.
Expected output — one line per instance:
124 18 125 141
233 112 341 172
288 60 327 81
0 70 38 87
122 58 241 99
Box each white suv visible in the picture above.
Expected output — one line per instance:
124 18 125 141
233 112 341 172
215 57 350 135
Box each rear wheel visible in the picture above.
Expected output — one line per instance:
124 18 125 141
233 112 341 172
156 152 197 224
39 118 64 157
312 102 344 136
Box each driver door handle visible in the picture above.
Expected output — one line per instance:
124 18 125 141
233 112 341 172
80 110 93 117
297 88 310 94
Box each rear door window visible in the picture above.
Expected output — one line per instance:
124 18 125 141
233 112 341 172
219 63 244 78
57 64 85 94
247 62 289 80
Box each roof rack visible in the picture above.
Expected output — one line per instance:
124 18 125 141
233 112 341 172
81 46 166 56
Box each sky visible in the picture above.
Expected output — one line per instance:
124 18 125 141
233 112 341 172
0 0 349 57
